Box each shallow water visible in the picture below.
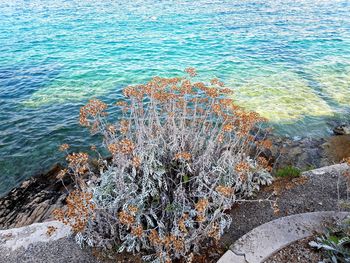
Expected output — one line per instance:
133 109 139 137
0 0 349 194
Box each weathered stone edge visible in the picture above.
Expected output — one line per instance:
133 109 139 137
217 250 246 263
217 211 349 263
302 163 348 177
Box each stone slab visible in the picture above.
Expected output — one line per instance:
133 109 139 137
0 221 99 263
217 250 246 263
0 220 71 250
302 163 348 176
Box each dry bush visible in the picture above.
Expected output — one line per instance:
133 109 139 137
55 69 273 262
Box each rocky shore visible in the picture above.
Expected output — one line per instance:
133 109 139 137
1 123 349 231
0 164 71 229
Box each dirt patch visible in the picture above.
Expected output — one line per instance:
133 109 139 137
91 240 225 263
264 176 308 195
264 237 324 263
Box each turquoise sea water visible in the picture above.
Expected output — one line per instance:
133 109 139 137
0 0 350 195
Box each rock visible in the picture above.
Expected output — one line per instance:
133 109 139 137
289 147 303 157
333 124 350 135
30 200 51 221
20 180 31 188
0 163 72 230
266 134 328 171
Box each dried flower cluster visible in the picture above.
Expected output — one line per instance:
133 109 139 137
54 190 95 233
66 152 90 175
342 157 350 166
57 69 272 262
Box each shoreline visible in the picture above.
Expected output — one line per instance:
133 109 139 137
0 123 349 230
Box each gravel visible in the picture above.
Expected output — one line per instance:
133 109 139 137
0 237 99 263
